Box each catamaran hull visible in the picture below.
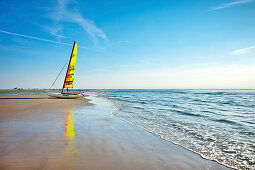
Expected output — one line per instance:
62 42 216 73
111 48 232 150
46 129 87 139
47 92 83 99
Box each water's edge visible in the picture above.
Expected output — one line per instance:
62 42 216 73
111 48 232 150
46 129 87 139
101 96 235 170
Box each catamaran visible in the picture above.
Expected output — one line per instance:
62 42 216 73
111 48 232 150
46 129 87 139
47 41 83 99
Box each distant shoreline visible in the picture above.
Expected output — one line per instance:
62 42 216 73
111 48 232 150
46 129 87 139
0 89 254 95
0 89 47 94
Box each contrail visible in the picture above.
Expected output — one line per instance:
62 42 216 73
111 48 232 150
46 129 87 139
231 46 255 55
0 29 102 51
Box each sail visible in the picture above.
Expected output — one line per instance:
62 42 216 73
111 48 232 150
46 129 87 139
63 41 77 88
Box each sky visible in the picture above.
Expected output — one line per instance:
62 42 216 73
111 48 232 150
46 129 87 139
0 0 255 89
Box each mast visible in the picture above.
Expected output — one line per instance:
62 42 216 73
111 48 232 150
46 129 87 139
61 41 77 93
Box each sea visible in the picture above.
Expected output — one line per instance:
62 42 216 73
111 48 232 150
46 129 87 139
81 89 254 169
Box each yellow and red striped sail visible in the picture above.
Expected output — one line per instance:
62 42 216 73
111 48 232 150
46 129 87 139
63 41 77 88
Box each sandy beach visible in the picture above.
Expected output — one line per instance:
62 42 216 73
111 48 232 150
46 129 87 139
0 91 230 170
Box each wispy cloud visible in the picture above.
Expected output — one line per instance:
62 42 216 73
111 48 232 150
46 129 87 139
0 29 102 51
208 0 253 11
231 46 255 55
44 25 66 38
46 0 107 45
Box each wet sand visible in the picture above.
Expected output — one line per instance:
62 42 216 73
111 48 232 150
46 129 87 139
0 92 230 170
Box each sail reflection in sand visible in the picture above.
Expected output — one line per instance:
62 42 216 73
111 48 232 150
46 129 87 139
64 108 77 153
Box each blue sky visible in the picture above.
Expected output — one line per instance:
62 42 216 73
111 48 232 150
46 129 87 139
0 0 255 89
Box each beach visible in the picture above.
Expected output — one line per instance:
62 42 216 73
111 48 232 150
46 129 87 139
0 90 230 169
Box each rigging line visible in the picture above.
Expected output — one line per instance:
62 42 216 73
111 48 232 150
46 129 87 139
49 62 68 90
0 29 102 51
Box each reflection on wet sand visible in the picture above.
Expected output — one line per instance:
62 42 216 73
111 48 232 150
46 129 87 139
64 108 77 154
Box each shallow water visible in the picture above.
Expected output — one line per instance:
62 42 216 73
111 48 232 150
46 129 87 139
83 89 255 169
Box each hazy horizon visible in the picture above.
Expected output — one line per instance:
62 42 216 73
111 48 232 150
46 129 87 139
1 0 255 89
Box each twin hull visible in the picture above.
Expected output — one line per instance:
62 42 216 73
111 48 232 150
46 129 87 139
47 92 83 99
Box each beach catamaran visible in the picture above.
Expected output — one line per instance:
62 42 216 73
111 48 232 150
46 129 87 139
47 41 83 99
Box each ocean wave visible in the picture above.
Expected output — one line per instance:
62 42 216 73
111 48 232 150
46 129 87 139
171 109 205 117
239 131 255 136
194 91 255 96
214 119 237 125
93 89 255 170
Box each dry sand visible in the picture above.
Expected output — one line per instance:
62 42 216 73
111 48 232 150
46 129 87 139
0 91 230 170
